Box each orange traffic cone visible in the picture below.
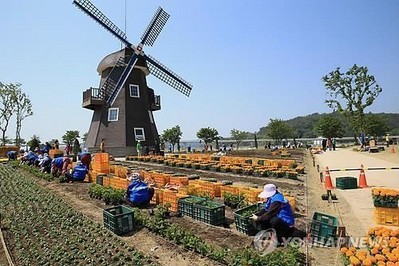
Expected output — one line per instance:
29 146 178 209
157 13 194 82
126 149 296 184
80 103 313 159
391 145 395 153
324 167 334 190
358 164 368 188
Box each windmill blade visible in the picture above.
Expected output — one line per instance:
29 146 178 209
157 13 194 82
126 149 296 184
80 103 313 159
107 53 139 106
141 7 170 47
73 0 132 47
144 54 192 97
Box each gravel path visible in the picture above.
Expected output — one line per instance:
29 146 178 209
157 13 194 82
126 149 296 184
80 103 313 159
313 146 399 236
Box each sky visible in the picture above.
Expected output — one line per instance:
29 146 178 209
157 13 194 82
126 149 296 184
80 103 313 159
1 0 398 143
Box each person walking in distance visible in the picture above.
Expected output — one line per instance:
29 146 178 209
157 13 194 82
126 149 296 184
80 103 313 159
136 141 142 156
99 138 105 152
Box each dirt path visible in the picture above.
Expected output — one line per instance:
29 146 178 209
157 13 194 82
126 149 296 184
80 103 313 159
305 145 399 266
35 180 220 266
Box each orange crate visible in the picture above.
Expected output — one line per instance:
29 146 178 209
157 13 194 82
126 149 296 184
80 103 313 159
178 185 200 196
169 176 189 186
284 195 296 212
197 182 222 198
374 207 399 226
93 153 109 162
220 185 240 198
162 190 187 212
49 149 63 159
150 188 164 205
239 187 262 203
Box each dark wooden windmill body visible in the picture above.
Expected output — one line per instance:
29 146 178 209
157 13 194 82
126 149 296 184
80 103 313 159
74 0 192 157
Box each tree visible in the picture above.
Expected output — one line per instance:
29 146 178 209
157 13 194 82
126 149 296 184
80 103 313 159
14 85 33 146
27 135 40 151
62 130 80 146
322 64 382 138
197 127 219 147
82 132 88 144
315 115 345 139
0 82 17 146
230 129 247 150
161 125 182 153
265 119 293 144
364 114 390 139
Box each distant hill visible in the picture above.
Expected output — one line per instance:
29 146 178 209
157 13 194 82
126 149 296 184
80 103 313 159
257 112 399 138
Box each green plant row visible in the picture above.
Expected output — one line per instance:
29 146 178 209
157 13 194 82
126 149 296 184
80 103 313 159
0 163 154 266
133 205 306 266
223 192 250 209
89 184 126 205
16 161 55 181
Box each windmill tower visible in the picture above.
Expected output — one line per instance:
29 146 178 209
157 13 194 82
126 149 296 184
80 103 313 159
73 0 193 157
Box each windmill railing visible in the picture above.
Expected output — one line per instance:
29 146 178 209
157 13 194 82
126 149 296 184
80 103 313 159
151 95 161 111
82 87 104 109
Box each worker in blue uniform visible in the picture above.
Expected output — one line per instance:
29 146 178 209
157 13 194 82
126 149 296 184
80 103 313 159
250 184 295 243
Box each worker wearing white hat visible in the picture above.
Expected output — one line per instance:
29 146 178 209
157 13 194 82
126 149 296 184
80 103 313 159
250 184 295 243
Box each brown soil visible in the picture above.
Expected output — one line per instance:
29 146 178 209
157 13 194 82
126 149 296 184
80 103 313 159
4 148 311 265
33 179 219 266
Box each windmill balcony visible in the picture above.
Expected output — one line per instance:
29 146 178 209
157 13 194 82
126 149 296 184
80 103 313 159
82 87 104 110
151 95 161 111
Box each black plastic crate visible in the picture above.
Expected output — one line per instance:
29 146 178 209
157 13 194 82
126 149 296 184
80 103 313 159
103 205 134 235
96 174 105 186
178 196 206 217
192 200 225 225
373 197 399 208
234 203 262 235
310 212 338 246
336 176 357 190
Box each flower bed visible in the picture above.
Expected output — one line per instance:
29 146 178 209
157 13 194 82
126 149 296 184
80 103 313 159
372 188 399 208
341 226 399 265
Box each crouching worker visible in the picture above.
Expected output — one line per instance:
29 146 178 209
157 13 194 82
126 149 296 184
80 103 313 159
65 162 88 182
7 150 18 161
250 184 295 243
38 153 52 173
125 172 154 208
51 156 71 178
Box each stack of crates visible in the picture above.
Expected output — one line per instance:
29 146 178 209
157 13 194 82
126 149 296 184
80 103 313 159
162 190 187 212
197 181 222 197
373 188 399 226
49 149 64 159
150 188 164 205
152 172 170 187
91 153 110 174
169 175 189 186
220 185 240 199
310 212 339 246
239 187 263 204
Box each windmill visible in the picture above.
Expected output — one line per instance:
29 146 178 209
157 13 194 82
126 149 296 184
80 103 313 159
73 0 193 157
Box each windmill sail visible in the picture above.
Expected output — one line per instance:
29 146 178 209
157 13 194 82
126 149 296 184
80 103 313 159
141 7 170 47
144 54 192 97
73 0 132 47
107 53 139 106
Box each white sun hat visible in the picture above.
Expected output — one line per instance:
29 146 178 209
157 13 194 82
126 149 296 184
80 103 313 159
258 184 277 199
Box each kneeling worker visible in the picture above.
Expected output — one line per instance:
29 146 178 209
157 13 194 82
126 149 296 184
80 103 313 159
250 184 295 243
125 172 154 208
65 162 88 182
51 156 71 177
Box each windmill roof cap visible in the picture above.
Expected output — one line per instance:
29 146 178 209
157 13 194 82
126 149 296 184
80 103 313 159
97 48 150 76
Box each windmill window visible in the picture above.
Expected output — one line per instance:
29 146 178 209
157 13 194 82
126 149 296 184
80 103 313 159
129 84 140 98
108 108 119 122
134 128 145 141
